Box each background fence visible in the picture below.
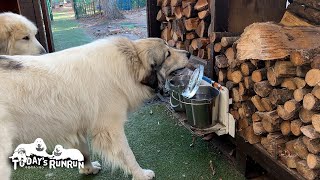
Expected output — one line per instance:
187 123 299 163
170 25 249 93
73 0 146 19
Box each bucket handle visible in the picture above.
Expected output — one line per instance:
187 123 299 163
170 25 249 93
170 92 180 108
171 92 212 106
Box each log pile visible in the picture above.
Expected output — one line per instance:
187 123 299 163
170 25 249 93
216 22 320 180
156 0 213 60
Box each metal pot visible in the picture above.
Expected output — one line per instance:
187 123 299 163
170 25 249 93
183 86 220 128
168 75 190 112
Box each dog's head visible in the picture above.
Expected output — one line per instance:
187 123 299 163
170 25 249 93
134 38 190 92
0 12 46 55
34 138 46 151
53 145 63 156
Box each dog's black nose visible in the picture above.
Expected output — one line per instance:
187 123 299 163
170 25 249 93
187 52 191 59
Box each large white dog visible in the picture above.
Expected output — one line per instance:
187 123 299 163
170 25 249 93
0 12 46 55
0 37 189 179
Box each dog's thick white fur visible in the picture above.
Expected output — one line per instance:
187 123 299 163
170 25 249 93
0 12 46 55
0 37 189 179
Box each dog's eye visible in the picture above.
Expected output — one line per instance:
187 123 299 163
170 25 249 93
22 36 30 40
166 51 171 58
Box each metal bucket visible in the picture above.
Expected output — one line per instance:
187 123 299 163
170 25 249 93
183 86 220 128
168 75 190 112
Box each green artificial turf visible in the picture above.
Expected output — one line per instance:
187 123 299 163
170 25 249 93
12 104 244 180
11 9 244 180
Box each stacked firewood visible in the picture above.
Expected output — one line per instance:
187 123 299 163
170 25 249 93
156 0 212 59
215 22 320 180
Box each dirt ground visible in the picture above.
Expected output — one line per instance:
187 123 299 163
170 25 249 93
77 8 148 40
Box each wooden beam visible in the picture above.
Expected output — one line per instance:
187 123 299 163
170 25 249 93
147 0 161 37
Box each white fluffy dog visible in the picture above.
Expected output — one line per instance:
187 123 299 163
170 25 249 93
0 37 189 179
0 12 46 55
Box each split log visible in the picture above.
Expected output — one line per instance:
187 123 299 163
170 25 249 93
267 67 283 86
253 121 267 135
261 110 281 125
280 152 299 169
293 137 309 159
306 69 320 87
252 112 262 122
161 6 172 16
284 99 300 114
303 93 320 111
251 95 266 112
194 0 208 11
173 6 183 19
240 62 256 76
303 136 320 154
299 108 315 124
286 139 297 154
225 47 238 69
277 105 298 121
244 125 261 144
261 98 275 112
291 120 303 136
238 118 249 131
280 11 314 27
287 2 320 25
198 10 209 20
301 125 320 139
243 76 253 89
220 37 239 48
312 114 320 133
213 43 222 53
296 160 319 180
170 0 182 6
230 70 243 84
186 32 197 40
280 121 291 136
281 78 298 90
294 88 312 102
218 69 227 83
181 0 196 8
312 85 320 99
195 20 209 38
311 55 320 69
182 3 197 18
290 47 320 66
307 154 320 169
156 10 166 21
274 61 297 78
269 89 294 105
253 81 272 97
296 65 311 78
184 17 199 31
209 32 241 44
262 118 280 133
252 68 267 83
236 23 320 60
261 133 287 157
161 0 171 7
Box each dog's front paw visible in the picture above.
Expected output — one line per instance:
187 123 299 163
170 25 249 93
132 169 155 180
79 161 101 175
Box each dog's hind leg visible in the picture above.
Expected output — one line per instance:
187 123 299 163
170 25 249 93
92 121 155 180
0 109 13 180
76 137 101 175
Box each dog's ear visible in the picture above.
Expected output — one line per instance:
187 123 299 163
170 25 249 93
0 30 9 55
141 67 158 89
